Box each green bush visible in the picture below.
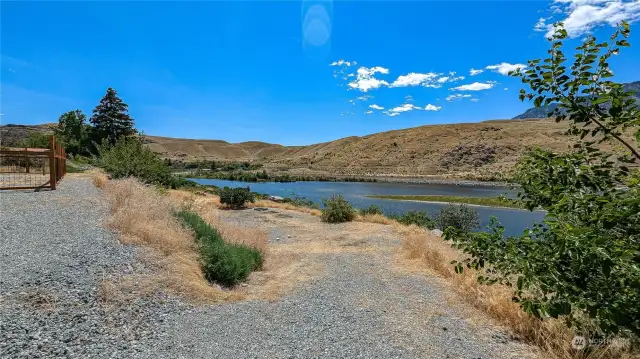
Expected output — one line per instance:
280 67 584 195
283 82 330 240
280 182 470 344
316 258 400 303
445 22 640 338
285 192 320 209
176 210 262 287
219 187 255 208
389 211 435 229
359 204 383 216
435 204 479 233
96 136 186 188
321 194 356 223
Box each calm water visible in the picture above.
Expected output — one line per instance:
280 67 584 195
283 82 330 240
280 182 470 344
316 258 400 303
189 178 546 237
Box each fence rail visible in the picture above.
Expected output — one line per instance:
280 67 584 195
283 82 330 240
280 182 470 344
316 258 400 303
0 136 66 190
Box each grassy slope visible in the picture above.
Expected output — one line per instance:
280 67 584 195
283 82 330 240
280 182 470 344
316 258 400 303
366 195 524 209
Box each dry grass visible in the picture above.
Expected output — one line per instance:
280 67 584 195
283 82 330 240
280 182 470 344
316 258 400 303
394 223 635 359
100 178 232 303
247 199 322 216
355 213 395 225
92 172 108 188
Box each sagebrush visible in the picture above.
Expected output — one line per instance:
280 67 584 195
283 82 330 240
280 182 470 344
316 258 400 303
321 194 356 223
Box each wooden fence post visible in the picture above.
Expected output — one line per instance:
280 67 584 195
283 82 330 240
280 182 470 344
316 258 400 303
49 136 56 190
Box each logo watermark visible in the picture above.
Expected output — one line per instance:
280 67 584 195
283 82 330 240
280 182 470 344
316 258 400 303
571 335 631 350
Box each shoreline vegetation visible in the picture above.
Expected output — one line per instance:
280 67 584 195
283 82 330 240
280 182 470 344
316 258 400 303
366 195 527 210
180 171 513 188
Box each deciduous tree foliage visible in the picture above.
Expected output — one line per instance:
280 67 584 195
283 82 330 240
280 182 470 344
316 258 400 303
445 21 640 339
55 110 90 155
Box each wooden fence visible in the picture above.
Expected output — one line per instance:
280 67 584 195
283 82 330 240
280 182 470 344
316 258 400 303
0 136 66 190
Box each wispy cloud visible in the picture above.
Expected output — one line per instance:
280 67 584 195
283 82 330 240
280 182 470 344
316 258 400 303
404 95 413 101
469 68 484 76
445 93 472 101
485 62 526 76
330 59 357 67
470 98 480 103
383 102 441 116
369 104 384 110
365 110 373 115
390 72 439 88
450 82 496 91
535 0 640 38
356 95 373 101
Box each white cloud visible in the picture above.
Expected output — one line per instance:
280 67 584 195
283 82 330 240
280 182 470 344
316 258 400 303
537 0 640 38
450 82 496 91
390 72 439 87
445 93 472 101
383 102 441 116
365 110 373 115
469 68 484 76
404 95 413 101
470 98 480 103
330 60 356 67
347 66 390 92
504 87 509 91
486 62 527 76
356 95 373 101
438 75 465 84
369 104 384 110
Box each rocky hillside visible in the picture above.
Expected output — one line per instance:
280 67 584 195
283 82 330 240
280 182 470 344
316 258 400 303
513 81 640 119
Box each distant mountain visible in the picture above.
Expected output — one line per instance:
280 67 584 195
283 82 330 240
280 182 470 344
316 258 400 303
513 81 640 119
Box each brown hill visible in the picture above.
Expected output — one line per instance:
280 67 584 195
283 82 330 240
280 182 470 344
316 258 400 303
0 118 591 180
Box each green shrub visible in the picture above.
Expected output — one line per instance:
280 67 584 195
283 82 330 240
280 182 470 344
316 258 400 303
96 136 186 188
175 210 262 287
359 204 383 216
285 192 320 209
446 22 640 338
321 194 356 223
389 211 435 229
435 204 479 233
219 187 255 209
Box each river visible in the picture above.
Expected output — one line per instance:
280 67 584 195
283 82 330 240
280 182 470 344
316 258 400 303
189 178 546 237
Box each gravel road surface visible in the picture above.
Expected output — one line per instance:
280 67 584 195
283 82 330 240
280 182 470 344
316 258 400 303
0 176 537 359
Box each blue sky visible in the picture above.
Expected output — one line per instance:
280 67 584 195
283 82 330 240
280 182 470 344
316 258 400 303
1 1 639 146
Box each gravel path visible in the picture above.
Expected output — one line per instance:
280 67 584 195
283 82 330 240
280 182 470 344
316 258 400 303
0 177 538 358
0 176 182 358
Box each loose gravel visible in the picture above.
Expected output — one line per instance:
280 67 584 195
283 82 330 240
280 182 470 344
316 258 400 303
0 176 538 358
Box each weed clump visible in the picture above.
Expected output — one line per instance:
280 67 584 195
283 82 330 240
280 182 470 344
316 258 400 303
436 204 479 233
176 210 263 287
389 211 435 229
359 204 383 216
321 194 356 223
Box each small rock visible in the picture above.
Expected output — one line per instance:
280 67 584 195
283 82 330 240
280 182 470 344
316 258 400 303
431 229 443 237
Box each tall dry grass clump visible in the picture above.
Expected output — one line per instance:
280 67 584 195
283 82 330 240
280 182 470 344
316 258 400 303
199 209 269 256
92 172 108 188
101 178 230 302
396 224 633 359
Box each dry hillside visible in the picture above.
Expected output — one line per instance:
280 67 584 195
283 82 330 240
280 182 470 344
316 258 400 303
145 118 578 179
0 118 604 179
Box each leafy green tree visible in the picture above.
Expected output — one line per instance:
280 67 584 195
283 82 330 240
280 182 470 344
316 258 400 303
444 21 640 338
90 87 136 145
55 110 89 155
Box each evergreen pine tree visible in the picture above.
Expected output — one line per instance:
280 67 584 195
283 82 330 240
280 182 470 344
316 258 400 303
90 87 136 145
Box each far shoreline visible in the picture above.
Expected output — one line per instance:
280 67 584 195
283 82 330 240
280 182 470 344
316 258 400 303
183 173 515 188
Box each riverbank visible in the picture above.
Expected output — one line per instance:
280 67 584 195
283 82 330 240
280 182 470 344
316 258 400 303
180 172 514 188
367 195 526 209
